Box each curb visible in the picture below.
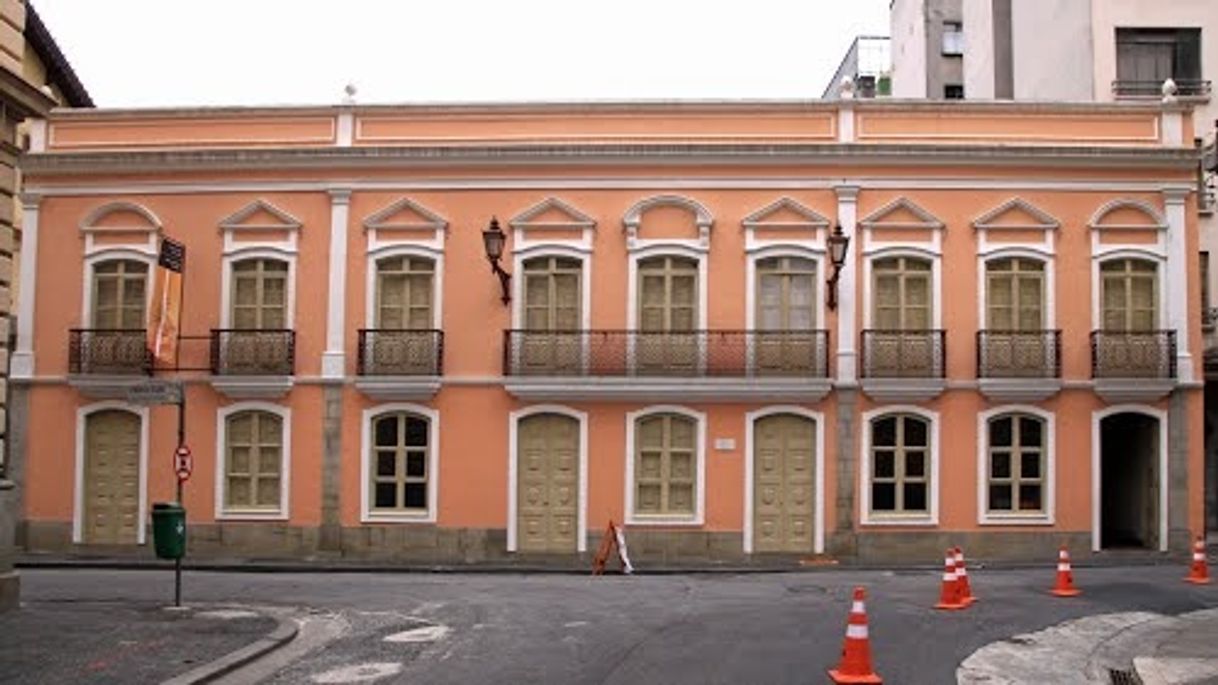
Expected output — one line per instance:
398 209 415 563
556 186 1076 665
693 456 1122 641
160 613 298 685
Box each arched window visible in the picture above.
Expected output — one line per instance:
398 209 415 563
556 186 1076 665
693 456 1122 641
868 413 930 514
872 256 932 330
633 412 698 518
231 258 288 329
92 259 148 329
986 258 1045 330
222 410 285 513
985 413 1046 514
756 256 816 330
523 256 581 331
370 412 431 513
375 256 434 329
1101 258 1158 331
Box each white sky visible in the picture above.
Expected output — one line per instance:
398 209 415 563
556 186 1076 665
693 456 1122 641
33 0 890 107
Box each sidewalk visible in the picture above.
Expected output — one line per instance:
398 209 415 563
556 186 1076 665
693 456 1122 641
958 608 1218 684
0 599 294 685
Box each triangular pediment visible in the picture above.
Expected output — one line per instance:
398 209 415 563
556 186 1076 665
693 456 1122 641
974 198 1059 231
509 197 596 229
742 197 831 229
363 197 448 231
860 198 943 229
219 200 302 231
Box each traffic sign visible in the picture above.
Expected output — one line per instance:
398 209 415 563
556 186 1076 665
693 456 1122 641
126 380 183 406
174 444 193 481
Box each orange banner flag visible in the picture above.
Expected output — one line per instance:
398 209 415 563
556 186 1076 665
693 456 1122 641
146 237 185 367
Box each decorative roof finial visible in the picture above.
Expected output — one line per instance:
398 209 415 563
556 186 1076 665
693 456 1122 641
839 76 856 100
343 83 358 105
1162 78 1178 104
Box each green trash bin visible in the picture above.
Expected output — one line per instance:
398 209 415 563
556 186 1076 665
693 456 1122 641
151 502 186 560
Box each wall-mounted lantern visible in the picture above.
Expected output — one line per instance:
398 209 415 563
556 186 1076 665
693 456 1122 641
481 216 512 305
825 223 850 311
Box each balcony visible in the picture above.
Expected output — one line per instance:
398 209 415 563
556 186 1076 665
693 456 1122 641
67 329 152 398
502 329 831 402
1113 79 1211 99
209 329 295 398
860 330 947 403
976 330 1062 402
355 329 444 401
1090 330 1177 403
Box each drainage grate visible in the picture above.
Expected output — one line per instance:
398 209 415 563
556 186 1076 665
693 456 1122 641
1109 668 1143 685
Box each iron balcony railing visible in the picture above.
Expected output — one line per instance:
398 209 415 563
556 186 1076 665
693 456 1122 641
861 329 946 379
503 329 830 378
976 330 1061 379
357 329 444 376
1113 79 1212 98
210 329 295 376
68 329 152 375
1090 330 1177 379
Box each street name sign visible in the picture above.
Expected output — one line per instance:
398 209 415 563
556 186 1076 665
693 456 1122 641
126 380 183 405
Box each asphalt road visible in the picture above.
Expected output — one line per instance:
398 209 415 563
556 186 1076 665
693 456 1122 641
18 564 1218 684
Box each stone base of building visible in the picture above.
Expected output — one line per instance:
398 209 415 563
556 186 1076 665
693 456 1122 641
19 521 1190 566
0 572 18 611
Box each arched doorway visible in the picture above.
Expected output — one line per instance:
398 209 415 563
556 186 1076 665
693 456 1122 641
1099 411 1161 550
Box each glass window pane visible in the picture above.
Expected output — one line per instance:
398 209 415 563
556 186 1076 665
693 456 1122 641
872 417 897 446
905 451 925 478
229 447 250 475
258 448 280 475
374 483 398 509
376 452 396 477
375 417 398 447
991 452 1011 479
873 451 895 479
872 483 896 511
669 417 695 448
906 277 929 306
903 483 927 511
256 478 279 506
404 483 427 509
669 484 694 513
989 484 1013 511
1019 484 1043 511
668 453 693 480
903 417 928 447
1020 417 1043 447
1020 452 1041 480
637 483 661 512
406 451 426 478
405 416 428 447
990 417 1012 447
228 478 250 506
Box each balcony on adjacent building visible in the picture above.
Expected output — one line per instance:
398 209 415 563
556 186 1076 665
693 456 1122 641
976 330 1062 402
209 329 295 398
355 329 444 401
859 329 946 403
1090 330 1177 402
502 329 831 402
1112 79 1211 99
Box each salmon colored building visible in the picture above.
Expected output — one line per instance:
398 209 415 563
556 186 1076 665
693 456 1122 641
8 94 1207 563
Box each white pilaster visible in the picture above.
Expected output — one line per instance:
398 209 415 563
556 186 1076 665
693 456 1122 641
336 111 355 147
835 185 860 384
11 194 41 379
1163 186 1193 382
322 189 351 379
27 119 46 153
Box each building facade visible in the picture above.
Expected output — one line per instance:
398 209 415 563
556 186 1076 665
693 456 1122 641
890 0 964 99
10 97 1206 565
0 0 90 610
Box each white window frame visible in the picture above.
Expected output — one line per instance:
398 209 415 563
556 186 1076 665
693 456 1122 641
506 404 589 553
1088 199 1169 332
859 404 940 526
73 401 150 545
624 405 707 526
360 402 440 523
365 245 444 330
80 250 156 329
220 248 297 330
746 246 826 333
976 250 1056 331
627 245 708 374
214 401 292 520
976 405 1056 525
862 248 943 330
1091 250 1168 331
742 406 826 554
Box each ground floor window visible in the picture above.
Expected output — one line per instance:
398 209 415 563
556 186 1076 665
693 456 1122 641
370 411 431 513
986 413 1046 515
867 412 932 518
222 409 285 515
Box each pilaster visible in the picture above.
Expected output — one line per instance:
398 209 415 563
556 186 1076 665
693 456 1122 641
1163 186 1193 382
322 189 351 379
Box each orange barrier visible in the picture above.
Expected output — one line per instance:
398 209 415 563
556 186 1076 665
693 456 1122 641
591 520 633 576
1185 536 1211 585
935 548 967 610
1050 546 1082 597
828 586 883 685
954 546 976 606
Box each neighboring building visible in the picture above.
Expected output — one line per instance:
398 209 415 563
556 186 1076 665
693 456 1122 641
0 0 90 610
11 97 1205 565
889 0 965 99
822 36 891 99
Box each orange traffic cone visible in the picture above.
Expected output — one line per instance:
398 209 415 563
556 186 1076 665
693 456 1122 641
1185 536 1211 585
1050 546 1082 597
954 547 976 605
935 548 967 610
828 586 882 684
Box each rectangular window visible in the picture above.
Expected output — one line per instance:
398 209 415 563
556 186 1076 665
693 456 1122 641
870 414 930 516
637 256 699 373
376 256 434 330
873 257 932 330
93 260 148 329
634 414 697 518
1101 259 1157 331
370 412 430 513
232 259 288 329
520 256 583 373
942 21 964 56
986 258 1045 330
1116 28 1203 96
944 84 965 99
986 414 1046 515
224 411 283 512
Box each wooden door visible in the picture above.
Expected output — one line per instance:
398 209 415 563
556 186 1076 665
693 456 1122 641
517 414 580 553
83 410 141 545
753 414 815 553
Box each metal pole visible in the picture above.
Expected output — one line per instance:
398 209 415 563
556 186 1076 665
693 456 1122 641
174 393 185 608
